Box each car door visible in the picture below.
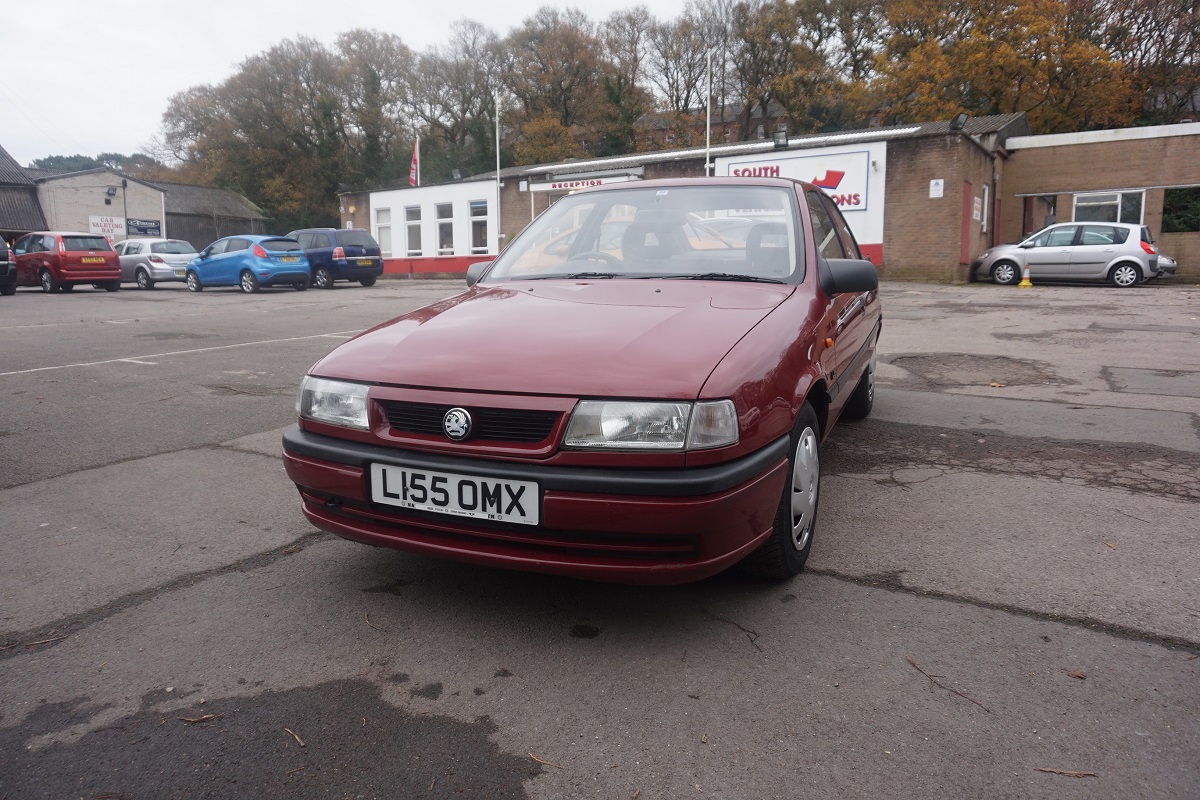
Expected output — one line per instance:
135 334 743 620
1023 225 1078 278
198 239 230 282
221 238 251 283
12 234 35 285
809 190 876 416
805 190 857 419
1070 225 1122 276
119 240 142 281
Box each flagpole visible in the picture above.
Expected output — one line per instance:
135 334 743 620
495 90 502 252
416 137 421 187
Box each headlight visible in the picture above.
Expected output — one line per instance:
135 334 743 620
563 400 738 451
296 375 370 429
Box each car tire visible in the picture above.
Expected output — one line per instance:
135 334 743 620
0 280 15 296
359 276 377 287
1109 263 1141 288
991 261 1019 286
841 352 876 421
40 269 61 293
313 267 333 289
136 269 154 290
186 271 203 292
103 281 120 292
740 402 821 580
293 279 308 291
240 270 260 293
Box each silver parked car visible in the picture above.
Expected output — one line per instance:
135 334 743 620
972 222 1159 288
115 238 199 289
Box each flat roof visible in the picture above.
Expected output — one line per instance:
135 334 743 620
1007 122 1200 150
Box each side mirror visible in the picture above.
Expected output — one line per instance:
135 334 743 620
818 258 879 296
465 261 493 287
1019 242 1034 249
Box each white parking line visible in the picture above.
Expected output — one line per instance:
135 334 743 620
0 330 365 378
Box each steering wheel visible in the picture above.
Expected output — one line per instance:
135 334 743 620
567 251 622 266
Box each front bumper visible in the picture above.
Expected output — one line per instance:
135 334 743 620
282 425 789 584
0 260 14 281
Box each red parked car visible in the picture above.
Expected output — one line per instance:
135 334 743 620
11 231 121 293
283 177 881 584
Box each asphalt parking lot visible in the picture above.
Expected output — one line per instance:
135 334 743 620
1 278 1197 799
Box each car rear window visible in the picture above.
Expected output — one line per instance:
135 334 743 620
151 240 197 254
261 239 303 252
62 236 112 252
337 231 379 248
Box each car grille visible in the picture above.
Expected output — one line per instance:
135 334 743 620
379 400 559 443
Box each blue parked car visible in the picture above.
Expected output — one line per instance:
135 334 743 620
186 235 311 293
285 228 383 289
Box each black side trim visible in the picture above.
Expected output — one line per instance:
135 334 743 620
283 426 789 497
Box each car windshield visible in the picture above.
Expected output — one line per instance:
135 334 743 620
151 240 197 254
486 184 801 283
261 239 303 252
62 236 112 252
338 231 378 248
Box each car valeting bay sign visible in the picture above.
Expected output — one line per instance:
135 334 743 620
89 215 125 240
716 142 887 263
126 218 162 236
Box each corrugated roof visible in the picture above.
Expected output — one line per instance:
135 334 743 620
0 185 48 231
149 181 267 219
0 144 35 186
467 113 1031 182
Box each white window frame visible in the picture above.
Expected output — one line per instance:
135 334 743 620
469 200 488 255
405 206 422 257
374 207 392 257
1073 190 1145 225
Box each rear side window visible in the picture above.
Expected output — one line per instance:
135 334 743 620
62 236 112 252
151 240 197 254
311 233 331 248
293 233 313 248
337 230 379 248
226 238 251 252
1140 226 1154 244
1080 226 1119 245
261 239 303 252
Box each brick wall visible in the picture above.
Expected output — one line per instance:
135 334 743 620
882 137 999 281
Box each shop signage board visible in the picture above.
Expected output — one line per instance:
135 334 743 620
126 218 162 236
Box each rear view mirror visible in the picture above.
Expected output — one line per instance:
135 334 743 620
465 261 493 287
819 258 879 296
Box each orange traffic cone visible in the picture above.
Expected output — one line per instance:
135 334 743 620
1017 266 1033 288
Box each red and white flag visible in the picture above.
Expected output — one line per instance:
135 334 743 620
409 140 419 187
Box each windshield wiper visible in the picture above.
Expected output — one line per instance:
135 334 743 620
525 271 621 280
662 272 785 284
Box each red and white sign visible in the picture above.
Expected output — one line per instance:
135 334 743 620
89 215 125 239
716 143 886 264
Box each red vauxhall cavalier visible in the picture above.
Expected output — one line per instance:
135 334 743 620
283 178 881 584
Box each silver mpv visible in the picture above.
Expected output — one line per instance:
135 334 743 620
972 222 1159 288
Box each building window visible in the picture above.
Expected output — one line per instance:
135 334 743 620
470 200 488 255
1163 187 1200 232
375 208 392 257
436 203 453 255
1073 191 1144 224
405 206 421 257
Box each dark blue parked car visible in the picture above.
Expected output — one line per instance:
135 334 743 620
186 235 310 293
286 228 383 289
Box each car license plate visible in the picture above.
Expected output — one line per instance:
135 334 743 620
174 269 185 277
370 463 539 525
357 259 373 266
80 256 105 263
280 256 299 263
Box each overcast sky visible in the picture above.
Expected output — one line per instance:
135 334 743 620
4 0 683 168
